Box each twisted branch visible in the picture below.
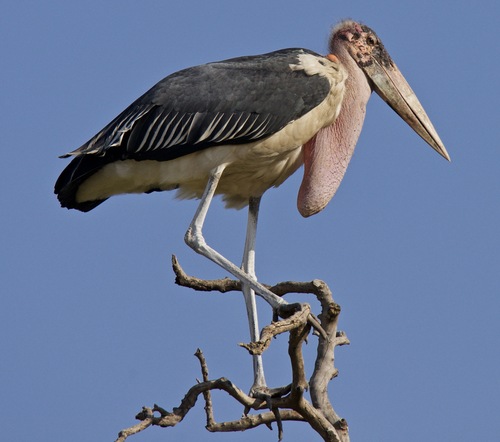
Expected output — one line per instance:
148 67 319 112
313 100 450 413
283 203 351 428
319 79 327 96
116 256 350 441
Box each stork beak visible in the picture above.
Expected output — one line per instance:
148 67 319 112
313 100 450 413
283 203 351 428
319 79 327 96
362 57 451 161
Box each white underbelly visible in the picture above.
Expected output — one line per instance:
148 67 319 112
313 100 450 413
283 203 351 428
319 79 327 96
76 141 303 209
75 70 345 209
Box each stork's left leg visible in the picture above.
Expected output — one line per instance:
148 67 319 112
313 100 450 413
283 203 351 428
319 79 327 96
241 196 267 392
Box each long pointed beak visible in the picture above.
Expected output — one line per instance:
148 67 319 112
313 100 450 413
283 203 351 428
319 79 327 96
362 57 451 161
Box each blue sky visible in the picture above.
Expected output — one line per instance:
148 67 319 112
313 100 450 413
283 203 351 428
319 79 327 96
1 1 498 441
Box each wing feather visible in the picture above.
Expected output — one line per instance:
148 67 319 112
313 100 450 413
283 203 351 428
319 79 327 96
62 48 331 162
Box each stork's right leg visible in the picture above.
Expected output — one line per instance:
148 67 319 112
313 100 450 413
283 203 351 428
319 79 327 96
184 165 287 311
184 165 324 397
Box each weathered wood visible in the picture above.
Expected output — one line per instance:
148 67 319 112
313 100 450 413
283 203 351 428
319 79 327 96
116 256 350 441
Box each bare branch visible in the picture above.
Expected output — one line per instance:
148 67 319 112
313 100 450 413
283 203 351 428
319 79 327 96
194 348 215 428
172 255 328 339
206 410 305 433
116 412 153 442
117 259 351 441
240 304 310 355
172 254 241 292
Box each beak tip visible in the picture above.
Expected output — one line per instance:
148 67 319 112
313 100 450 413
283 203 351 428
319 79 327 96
438 145 451 162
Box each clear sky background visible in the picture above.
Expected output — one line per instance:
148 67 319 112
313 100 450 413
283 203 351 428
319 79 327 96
1 1 498 441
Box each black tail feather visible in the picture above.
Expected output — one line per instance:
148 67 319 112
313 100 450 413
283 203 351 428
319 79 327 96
54 155 111 212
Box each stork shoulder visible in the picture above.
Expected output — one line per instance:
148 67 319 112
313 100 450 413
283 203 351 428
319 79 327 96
288 51 347 125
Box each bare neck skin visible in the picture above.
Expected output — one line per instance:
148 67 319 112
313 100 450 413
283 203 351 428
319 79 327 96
297 43 371 217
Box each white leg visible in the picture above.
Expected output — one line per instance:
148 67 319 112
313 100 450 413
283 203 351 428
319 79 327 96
241 196 266 390
184 165 287 310
184 165 323 393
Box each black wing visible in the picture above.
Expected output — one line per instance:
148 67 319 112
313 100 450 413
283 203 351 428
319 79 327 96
55 48 331 210
64 48 330 160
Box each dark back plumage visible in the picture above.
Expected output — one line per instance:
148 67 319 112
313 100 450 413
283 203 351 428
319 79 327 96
55 48 331 210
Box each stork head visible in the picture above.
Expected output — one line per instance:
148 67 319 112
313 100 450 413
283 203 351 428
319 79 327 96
330 20 450 161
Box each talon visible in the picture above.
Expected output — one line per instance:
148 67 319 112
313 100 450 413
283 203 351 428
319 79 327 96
276 302 302 318
307 313 329 340
249 385 271 399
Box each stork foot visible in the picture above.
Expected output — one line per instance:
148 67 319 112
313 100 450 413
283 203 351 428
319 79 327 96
245 383 293 414
274 302 302 319
252 383 292 400
275 303 328 341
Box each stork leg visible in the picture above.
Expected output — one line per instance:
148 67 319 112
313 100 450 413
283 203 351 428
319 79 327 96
185 164 287 311
241 196 266 391
185 165 323 395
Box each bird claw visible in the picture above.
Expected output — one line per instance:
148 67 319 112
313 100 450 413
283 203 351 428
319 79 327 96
307 312 329 341
247 385 290 441
275 304 328 341
249 383 292 400
275 303 302 319
245 383 292 415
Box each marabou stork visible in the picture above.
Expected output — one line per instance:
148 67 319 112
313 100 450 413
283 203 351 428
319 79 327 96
55 20 450 393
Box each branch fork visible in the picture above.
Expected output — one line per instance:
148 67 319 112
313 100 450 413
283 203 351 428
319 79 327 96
116 256 350 442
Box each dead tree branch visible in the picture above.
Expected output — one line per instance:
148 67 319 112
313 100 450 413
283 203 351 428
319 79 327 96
116 256 350 442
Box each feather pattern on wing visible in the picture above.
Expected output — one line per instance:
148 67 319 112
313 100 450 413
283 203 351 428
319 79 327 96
62 49 331 162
